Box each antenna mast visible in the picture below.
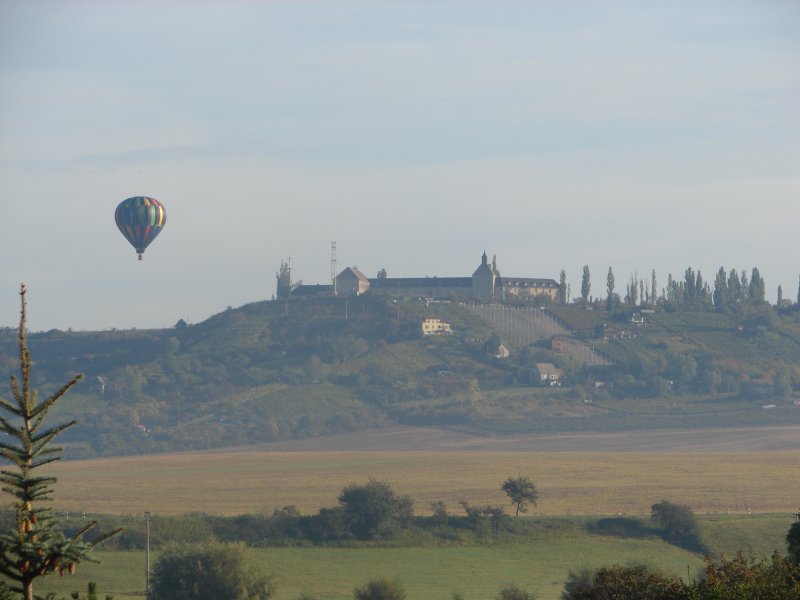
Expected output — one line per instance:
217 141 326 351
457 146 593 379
331 241 338 297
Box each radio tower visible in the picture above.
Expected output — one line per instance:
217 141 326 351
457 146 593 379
331 241 338 296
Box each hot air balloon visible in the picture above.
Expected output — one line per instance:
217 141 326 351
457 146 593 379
114 196 167 260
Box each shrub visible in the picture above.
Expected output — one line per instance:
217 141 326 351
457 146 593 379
353 577 406 600
497 584 536 599
148 541 274 600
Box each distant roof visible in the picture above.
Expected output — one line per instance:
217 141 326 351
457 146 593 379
338 267 369 282
369 277 472 288
292 284 331 296
536 362 564 376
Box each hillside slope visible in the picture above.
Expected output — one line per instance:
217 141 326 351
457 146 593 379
1 295 799 457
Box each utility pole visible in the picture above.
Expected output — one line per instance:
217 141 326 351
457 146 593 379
331 241 338 297
145 511 151 595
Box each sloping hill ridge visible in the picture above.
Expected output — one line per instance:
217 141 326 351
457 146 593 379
1 295 799 458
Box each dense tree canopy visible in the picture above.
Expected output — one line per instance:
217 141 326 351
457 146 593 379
501 476 539 516
339 479 413 540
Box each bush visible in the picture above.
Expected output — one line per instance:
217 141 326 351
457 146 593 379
148 542 274 600
561 564 687 600
353 577 406 600
497 584 536 599
788 521 800 565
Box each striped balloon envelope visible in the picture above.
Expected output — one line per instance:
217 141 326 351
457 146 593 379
114 196 167 260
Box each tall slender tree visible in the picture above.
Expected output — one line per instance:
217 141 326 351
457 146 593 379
728 269 742 305
558 269 567 305
713 267 728 309
0 284 119 600
749 267 766 304
606 267 615 310
581 265 591 305
740 270 749 303
650 269 658 305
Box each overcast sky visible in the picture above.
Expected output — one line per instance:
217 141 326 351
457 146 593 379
1 1 798 331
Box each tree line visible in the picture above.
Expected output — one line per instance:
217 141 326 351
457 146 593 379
565 264 800 311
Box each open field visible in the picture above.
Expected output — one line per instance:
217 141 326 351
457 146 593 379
34 514 795 600
49 426 800 516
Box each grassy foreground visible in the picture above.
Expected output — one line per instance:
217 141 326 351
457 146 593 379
28 448 797 599
49 449 800 516
36 534 701 600
34 514 793 600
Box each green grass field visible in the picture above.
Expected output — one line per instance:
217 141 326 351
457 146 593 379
18 446 800 599
34 514 793 600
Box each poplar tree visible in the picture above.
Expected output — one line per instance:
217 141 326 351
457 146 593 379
748 267 766 304
650 270 658 305
713 267 728 309
581 265 591 305
605 267 615 310
558 269 567 305
0 284 119 600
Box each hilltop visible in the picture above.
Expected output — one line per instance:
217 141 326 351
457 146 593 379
1 294 799 458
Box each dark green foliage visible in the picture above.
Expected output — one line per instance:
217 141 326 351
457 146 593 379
650 500 706 553
586 517 651 538
276 260 292 299
458 502 510 534
697 551 800 599
69 581 113 600
606 267 615 311
788 521 800 565
559 269 567 305
713 267 727 309
562 553 800 599
497 584 536 600
352 577 405 600
0 285 119 600
561 564 688 599
749 267 766 304
581 266 590 304
0 582 13 600
147 542 274 600
501 476 538 516
339 479 414 540
430 501 448 526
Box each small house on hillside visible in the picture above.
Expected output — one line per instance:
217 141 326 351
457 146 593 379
495 344 510 359
422 318 452 335
536 362 564 386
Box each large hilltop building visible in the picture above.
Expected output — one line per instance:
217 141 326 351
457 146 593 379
288 252 559 304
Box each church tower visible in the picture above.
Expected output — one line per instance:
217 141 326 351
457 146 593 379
472 251 496 302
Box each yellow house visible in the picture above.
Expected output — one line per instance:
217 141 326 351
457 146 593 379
422 318 452 335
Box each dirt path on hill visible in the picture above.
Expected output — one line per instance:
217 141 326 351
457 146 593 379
242 425 800 453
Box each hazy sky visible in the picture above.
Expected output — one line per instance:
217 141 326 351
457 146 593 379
1 1 798 331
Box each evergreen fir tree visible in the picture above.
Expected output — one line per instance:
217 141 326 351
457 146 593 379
0 284 119 600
